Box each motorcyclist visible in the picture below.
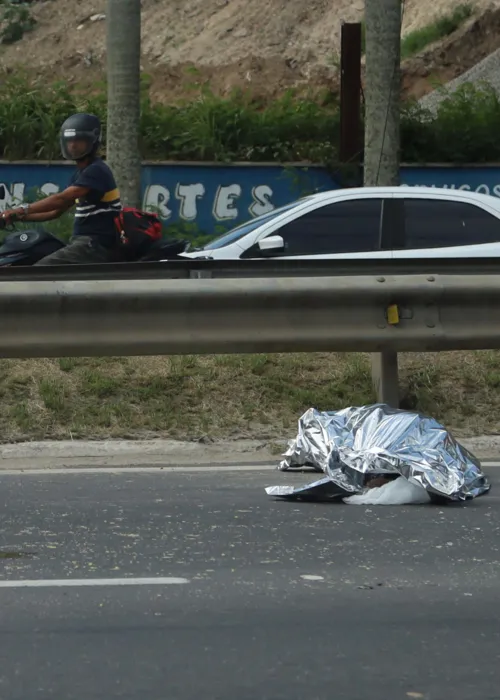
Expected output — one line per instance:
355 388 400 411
1 113 123 265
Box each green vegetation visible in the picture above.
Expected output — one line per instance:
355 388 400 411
0 1 36 45
401 4 473 59
0 351 498 441
0 72 500 165
360 4 472 58
0 73 337 163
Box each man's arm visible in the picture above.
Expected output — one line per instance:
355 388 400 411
26 196 77 221
24 206 74 223
2 185 90 222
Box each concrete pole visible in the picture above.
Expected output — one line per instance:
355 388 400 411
106 0 142 208
363 0 402 407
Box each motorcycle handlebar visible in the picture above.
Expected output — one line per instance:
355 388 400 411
0 214 18 231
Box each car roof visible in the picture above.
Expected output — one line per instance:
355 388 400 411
305 186 500 206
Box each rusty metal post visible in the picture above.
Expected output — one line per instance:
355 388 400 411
339 22 362 171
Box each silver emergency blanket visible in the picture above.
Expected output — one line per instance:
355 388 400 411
265 404 490 502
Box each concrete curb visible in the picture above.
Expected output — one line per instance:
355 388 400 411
0 435 499 470
0 438 281 470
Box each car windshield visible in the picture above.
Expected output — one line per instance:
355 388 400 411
201 199 311 251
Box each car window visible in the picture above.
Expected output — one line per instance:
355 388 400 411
262 199 384 256
201 199 313 251
403 199 500 249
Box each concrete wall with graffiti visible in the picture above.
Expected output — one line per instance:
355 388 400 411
1 161 500 234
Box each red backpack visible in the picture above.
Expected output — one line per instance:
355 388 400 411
114 207 162 260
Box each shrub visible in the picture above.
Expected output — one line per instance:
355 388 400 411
0 71 499 165
0 1 36 45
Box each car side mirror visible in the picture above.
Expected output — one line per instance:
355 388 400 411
257 234 285 256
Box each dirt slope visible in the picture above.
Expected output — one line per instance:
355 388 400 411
403 5 500 99
1 0 500 101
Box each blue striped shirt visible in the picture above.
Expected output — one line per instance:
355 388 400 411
70 158 122 246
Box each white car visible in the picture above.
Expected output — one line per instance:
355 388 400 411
177 186 500 261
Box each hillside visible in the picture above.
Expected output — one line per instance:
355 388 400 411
1 0 500 101
419 25 500 111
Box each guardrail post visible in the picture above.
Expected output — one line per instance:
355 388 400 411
371 351 399 406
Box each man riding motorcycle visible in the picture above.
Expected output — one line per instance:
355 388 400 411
1 113 123 265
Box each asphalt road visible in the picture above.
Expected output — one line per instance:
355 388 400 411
1 466 500 700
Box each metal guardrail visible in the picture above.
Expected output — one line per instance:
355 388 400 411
2 256 500 281
1 274 500 358
3 262 500 405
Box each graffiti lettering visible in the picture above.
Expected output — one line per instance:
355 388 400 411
0 182 63 208
175 183 205 220
40 182 60 197
142 181 276 222
213 184 242 220
403 182 500 198
4 164 500 236
144 184 172 219
0 179 281 227
0 182 28 207
250 185 274 217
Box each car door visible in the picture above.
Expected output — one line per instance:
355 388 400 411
390 195 500 258
239 196 395 260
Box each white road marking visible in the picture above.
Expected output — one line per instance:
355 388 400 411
300 574 325 581
0 577 189 588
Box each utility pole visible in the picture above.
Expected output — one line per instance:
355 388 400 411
363 0 402 407
106 0 142 208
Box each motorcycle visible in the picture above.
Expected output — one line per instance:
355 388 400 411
0 221 191 267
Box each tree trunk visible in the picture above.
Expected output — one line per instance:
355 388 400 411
363 0 402 407
106 0 142 208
